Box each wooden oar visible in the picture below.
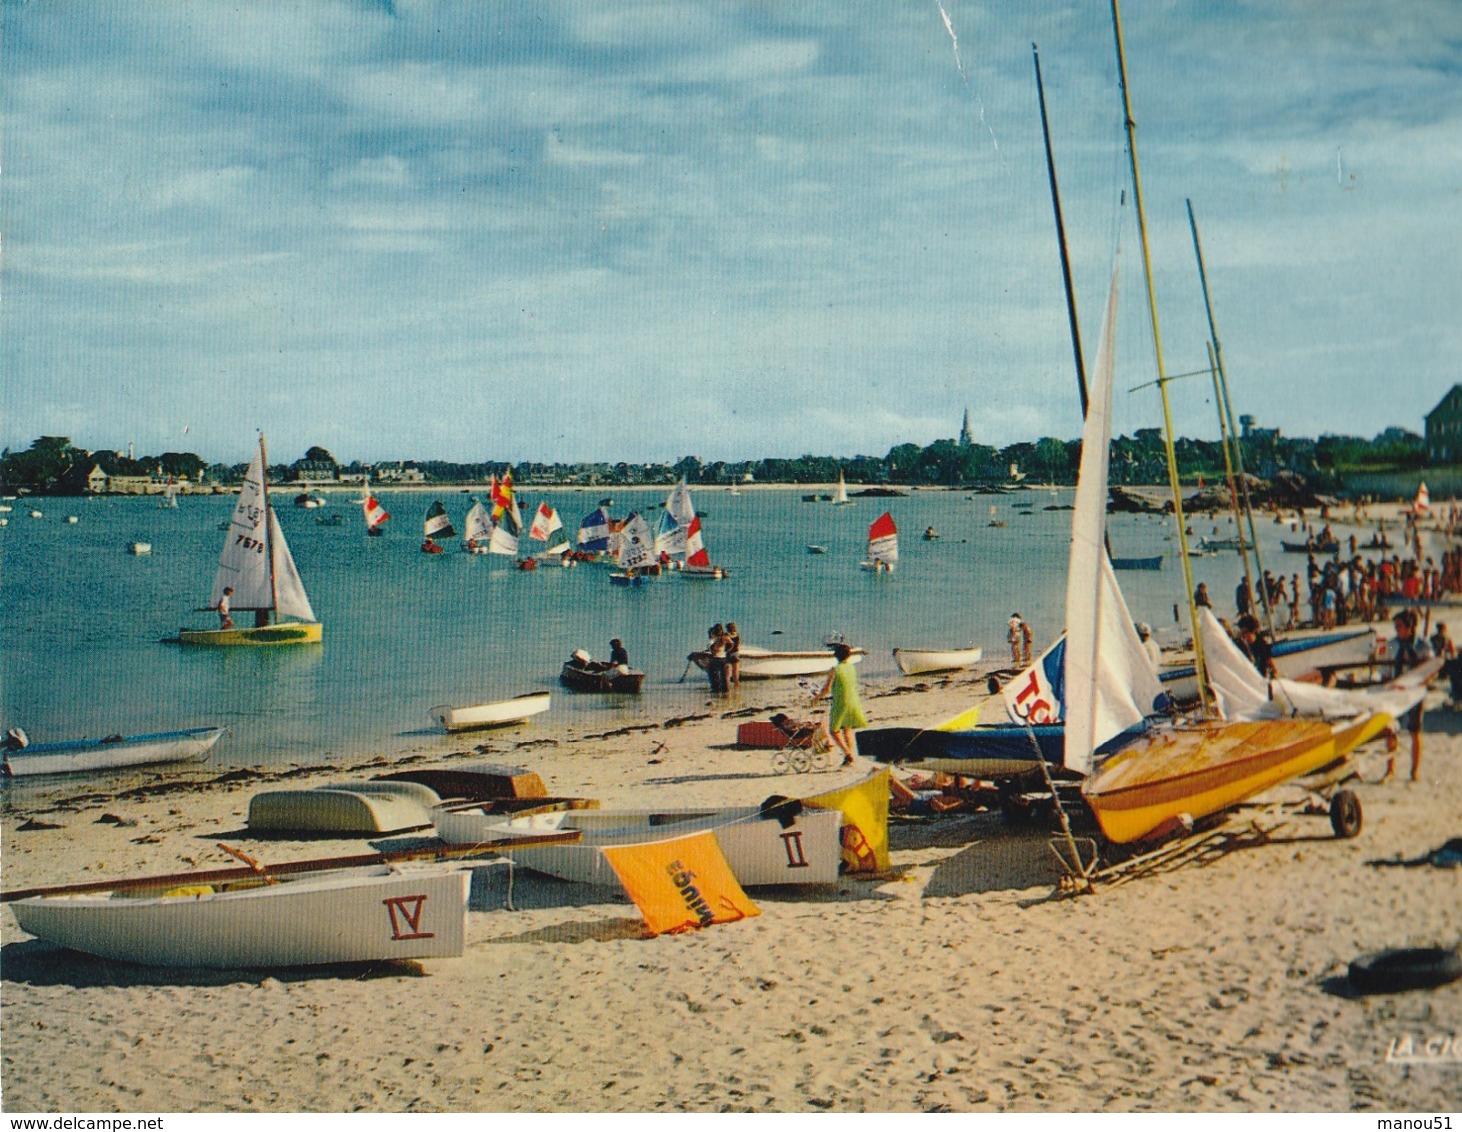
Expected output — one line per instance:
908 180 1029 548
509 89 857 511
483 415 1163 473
0 831 582 903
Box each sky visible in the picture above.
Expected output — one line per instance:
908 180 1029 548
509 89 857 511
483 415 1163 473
4 1 1461 466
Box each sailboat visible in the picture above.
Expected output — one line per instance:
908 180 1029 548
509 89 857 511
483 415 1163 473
1077 1 1342 844
158 479 179 509
178 435 322 646
832 473 853 506
655 479 725 578
609 512 655 586
859 512 898 572
461 500 493 554
361 484 390 536
421 501 454 553
576 506 612 558
528 502 573 564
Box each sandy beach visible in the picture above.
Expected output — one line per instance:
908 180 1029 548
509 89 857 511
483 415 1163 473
1 654 1458 1115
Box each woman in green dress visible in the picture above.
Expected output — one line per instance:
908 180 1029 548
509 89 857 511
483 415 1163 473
812 643 868 767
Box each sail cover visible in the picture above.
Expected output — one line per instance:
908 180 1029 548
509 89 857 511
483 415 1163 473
578 507 611 553
424 501 455 539
867 512 898 563
618 512 654 569
1062 264 1166 776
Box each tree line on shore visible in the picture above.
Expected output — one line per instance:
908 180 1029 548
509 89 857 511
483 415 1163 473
0 426 1428 495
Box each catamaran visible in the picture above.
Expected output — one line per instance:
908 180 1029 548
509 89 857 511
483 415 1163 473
859 511 898 572
178 436 322 646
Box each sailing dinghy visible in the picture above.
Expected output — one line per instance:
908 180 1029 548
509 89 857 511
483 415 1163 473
832 473 854 506
178 436 322 646
361 482 390 536
528 502 572 564
859 512 898 572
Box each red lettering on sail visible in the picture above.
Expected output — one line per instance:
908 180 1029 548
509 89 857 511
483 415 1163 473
382 894 434 940
780 830 810 869
1007 669 1055 724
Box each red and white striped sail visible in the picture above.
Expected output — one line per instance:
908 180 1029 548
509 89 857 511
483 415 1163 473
685 515 710 567
866 511 898 564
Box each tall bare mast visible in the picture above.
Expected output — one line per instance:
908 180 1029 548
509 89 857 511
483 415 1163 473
1110 0 1210 711
1187 199 1276 635
259 433 278 625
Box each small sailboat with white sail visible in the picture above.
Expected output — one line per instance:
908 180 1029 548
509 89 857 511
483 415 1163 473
177 435 322 646
832 473 854 506
527 501 573 565
361 482 390 537
461 500 493 554
421 500 453 553
858 512 897 572
158 479 179 509
655 479 725 578
609 512 655 586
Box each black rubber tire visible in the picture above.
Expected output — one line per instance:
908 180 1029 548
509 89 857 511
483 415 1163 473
1329 789 1363 839
1348 947 1462 995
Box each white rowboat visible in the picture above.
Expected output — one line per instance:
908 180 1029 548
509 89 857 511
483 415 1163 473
892 646 984 676
10 864 470 968
3 726 225 778
429 692 551 733
689 645 865 681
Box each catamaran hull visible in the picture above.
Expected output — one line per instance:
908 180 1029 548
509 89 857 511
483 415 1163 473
1081 720 1340 844
860 722 1148 779
11 865 470 968
892 647 984 676
3 727 226 777
178 622 323 646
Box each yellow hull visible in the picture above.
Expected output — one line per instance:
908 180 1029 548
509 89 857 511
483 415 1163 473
178 622 323 647
1082 720 1338 844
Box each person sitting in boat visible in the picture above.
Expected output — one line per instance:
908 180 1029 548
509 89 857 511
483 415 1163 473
1233 615 1277 679
217 586 235 630
422 536 440 554
609 638 630 674
4 727 28 751
923 526 939 541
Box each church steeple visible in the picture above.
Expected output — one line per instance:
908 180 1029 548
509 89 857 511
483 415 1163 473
958 408 973 448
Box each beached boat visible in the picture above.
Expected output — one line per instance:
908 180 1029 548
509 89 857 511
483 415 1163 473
440 802 843 889
247 781 440 836
1110 554 1162 571
858 511 898 572
1157 626 1377 703
429 692 551 733
177 436 322 646
9 862 470 968
3 725 225 777
689 644 865 681
891 646 984 676
560 656 645 693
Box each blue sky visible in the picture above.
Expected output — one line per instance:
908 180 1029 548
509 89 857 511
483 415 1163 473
4 1 1461 465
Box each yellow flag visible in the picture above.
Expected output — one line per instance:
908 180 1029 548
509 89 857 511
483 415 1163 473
804 768 891 874
602 832 760 936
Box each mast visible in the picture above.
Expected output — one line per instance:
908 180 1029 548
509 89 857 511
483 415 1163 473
1203 340 1262 626
259 433 278 625
1110 0 1211 711
1187 199 1276 635
1033 43 1088 417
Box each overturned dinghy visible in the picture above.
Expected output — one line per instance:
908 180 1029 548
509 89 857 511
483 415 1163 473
247 781 441 836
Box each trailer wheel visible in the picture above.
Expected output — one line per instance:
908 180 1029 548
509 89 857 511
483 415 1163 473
1329 789 1362 839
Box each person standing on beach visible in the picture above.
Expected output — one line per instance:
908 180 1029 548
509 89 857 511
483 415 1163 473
217 586 234 630
724 621 741 688
1007 613 1027 666
703 624 728 693
812 643 867 767
1382 610 1431 783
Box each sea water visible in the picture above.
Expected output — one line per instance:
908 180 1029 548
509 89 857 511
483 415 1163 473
0 486 1272 777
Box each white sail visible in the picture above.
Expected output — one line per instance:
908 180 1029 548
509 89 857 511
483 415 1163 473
1062 264 1165 776
488 497 522 556
268 508 316 622
462 501 493 544
617 512 655 570
208 444 315 623
833 474 850 505
654 479 695 558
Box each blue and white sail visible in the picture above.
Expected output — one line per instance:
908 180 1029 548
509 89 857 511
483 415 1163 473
577 507 611 553
654 478 696 560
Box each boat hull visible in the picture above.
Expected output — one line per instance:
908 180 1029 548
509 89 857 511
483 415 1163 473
449 807 844 889
178 622 323 647
892 647 983 676
1110 555 1163 570
690 647 865 680
247 784 438 835
560 663 644 693
430 692 551 732
12 865 470 968
1081 719 1339 844
3 726 226 777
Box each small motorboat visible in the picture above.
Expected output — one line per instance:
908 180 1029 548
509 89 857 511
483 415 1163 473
429 692 551 733
128 542 152 556
560 655 645 693
806 544 828 555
